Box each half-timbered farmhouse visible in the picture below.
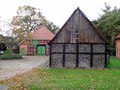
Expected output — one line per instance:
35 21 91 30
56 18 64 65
49 8 107 68
19 25 55 56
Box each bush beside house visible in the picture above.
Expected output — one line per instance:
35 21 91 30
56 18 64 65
0 48 22 60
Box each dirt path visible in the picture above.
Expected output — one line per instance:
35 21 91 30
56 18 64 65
0 56 49 80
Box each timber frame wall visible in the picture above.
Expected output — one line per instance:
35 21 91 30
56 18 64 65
49 43 107 68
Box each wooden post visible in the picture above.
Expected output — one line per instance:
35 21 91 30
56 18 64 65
49 44 52 67
105 44 107 68
76 29 79 68
63 44 65 68
76 43 79 67
90 43 93 68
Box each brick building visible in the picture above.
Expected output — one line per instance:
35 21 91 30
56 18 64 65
19 26 55 56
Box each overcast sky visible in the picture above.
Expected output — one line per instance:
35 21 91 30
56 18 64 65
0 0 120 30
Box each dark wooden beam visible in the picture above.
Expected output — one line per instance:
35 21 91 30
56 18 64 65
49 44 52 67
90 43 93 68
105 44 107 68
63 44 65 68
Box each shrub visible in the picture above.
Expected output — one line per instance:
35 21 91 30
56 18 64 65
4 48 13 55
0 54 22 60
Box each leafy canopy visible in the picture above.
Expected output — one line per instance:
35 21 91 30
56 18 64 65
11 5 59 41
0 35 17 49
93 3 120 46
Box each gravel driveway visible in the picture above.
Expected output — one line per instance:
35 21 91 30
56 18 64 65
0 56 49 80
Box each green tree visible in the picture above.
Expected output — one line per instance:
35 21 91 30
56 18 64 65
0 34 18 48
0 35 4 43
45 22 59 33
11 5 59 42
11 5 47 41
93 3 120 51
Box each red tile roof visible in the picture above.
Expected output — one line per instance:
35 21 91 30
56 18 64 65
116 34 120 39
31 25 55 40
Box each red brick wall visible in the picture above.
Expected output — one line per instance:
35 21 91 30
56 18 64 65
116 39 120 58
27 45 36 55
39 40 50 44
20 40 50 55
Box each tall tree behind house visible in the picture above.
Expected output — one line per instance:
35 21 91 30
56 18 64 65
92 3 120 52
11 5 59 42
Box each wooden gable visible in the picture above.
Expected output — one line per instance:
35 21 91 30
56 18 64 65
50 8 106 43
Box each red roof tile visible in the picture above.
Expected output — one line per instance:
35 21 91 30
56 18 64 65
31 26 55 40
116 34 120 39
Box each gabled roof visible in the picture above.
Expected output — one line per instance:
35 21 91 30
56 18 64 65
31 25 55 40
19 25 55 45
49 7 107 44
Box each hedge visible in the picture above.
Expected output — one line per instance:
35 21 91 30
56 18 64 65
0 54 22 60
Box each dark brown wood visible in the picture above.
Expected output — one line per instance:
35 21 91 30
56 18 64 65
49 44 52 67
63 44 65 68
90 44 93 68
76 43 79 67
105 44 107 67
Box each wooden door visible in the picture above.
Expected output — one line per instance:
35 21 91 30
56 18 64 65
37 46 46 55
21 48 25 56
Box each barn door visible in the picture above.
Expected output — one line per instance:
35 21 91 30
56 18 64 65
37 46 46 55
21 48 25 56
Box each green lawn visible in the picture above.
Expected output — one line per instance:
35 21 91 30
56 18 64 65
1 56 120 90
107 56 120 69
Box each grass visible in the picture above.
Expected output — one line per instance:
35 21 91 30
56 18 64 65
107 56 120 69
0 56 120 89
